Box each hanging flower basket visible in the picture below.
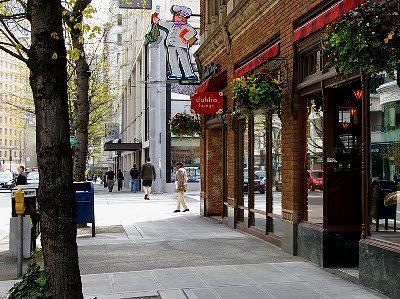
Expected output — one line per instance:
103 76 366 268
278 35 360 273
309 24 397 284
169 112 200 137
232 71 283 118
321 0 400 79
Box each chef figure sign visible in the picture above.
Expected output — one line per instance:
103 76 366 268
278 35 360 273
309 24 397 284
148 5 198 81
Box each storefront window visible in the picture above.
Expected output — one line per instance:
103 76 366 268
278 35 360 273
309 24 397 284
253 114 266 231
370 78 400 241
239 113 282 236
170 139 200 182
306 93 324 224
242 118 250 224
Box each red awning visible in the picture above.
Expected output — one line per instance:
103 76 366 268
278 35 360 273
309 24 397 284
195 71 227 93
293 0 366 42
233 42 279 79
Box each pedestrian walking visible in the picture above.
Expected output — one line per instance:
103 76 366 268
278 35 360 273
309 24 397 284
105 167 116 192
117 169 124 191
16 164 27 186
103 172 107 188
130 164 140 193
174 161 189 212
140 157 156 200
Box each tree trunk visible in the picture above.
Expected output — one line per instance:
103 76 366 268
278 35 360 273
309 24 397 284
67 0 91 182
27 0 83 298
72 36 90 182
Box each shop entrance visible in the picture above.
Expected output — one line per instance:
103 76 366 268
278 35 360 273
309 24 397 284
324 83 362 229
300 81 363 267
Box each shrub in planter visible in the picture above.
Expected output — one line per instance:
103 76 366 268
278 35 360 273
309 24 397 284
169 112 200 137
232 71 283 117
8 250 51 299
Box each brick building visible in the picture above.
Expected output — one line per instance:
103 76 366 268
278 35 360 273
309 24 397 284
195 0 400 297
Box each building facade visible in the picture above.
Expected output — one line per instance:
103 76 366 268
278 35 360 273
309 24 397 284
195 0 399 298
0 26 36 172
116 0 201 192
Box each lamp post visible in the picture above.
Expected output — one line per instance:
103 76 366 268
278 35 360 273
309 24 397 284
9 149 12 172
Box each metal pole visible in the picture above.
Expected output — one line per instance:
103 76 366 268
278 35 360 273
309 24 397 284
17 214 23 277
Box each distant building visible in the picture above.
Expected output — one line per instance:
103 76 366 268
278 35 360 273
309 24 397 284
0 24 36 172
110 0 200 192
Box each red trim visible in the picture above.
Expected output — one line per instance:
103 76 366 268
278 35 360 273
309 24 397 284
233 42 279 79
195 72 227 93
180 28 189 38
293 0 366 42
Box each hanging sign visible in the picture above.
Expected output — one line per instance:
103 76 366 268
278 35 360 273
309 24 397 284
70 136 77 147
145 5 199 82
119 0 152 9
190 92 223 114
105 123 120 139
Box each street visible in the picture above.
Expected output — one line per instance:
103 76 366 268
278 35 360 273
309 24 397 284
0 190 12 242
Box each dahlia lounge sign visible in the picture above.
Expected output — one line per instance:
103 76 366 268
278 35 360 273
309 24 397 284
190 92 223 114
119 0 152 9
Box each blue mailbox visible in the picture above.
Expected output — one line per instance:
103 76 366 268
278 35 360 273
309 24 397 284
74 181 95 237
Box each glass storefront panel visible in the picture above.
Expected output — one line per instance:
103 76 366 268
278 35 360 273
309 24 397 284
254 114 266 213
243 119 249 209
271 215 282 237
254 213 266 231
306 93 324 224
170 138 200 182
370 79 400 241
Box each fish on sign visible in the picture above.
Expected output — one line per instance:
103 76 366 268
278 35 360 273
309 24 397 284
190 92 224 114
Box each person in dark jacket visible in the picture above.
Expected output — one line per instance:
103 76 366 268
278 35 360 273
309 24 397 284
117 169 124 191
140 157 156 200
130 164 140 193
16 164 27 186
105 167 115 192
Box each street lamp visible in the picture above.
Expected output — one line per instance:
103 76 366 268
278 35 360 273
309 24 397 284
9 149 12 172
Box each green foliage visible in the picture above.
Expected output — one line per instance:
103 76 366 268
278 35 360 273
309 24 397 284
8 250 51 299
321 0 400 77
169 112 200 137
232 72 283 117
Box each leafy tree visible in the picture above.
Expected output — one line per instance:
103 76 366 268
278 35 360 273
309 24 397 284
0 0 83 297
63 0 99 181
382 142 400 173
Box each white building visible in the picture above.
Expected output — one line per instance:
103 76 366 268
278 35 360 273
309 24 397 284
112 0 200 192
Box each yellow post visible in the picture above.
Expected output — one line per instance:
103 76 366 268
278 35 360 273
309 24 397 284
15 187 24 277
15 188 24 215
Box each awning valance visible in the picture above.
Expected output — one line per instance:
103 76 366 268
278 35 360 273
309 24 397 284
195 71 227 93
293 0 366 42
104 142 142 151
233 42 279 79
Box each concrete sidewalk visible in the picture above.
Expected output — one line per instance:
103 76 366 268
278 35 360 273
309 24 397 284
0 185 388 298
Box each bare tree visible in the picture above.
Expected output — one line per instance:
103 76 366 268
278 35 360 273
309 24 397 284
0 0 83 297
63 0 92 181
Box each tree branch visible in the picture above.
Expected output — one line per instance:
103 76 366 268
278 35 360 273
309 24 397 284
0 19 29 54
0 44 27 63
